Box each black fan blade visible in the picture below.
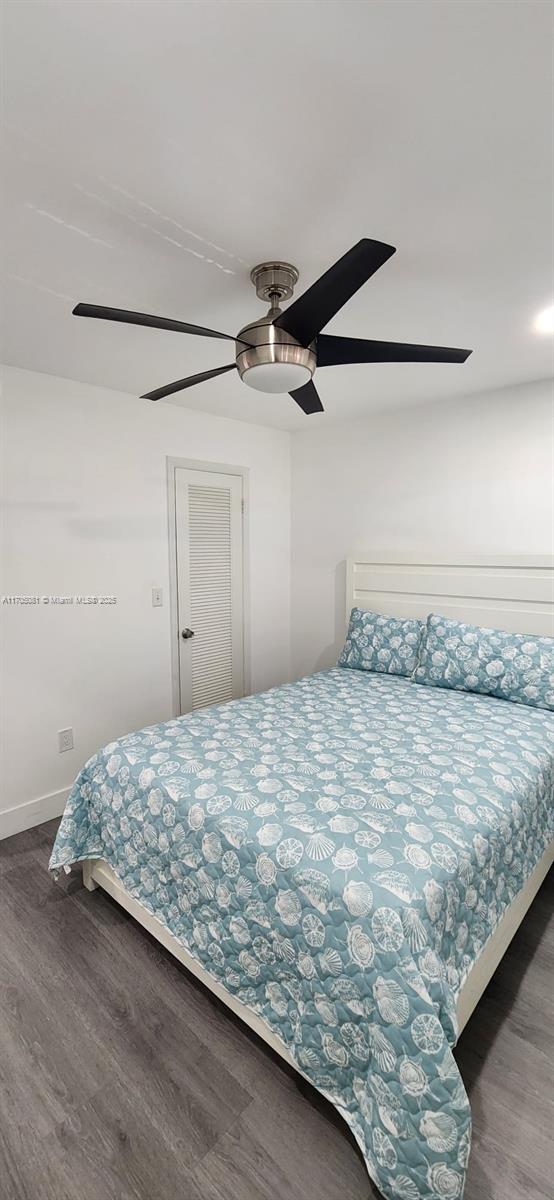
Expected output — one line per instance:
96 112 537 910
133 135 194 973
290 379 324 415
142 363 236 401
73 302 237 342
274 239 396 346
317 334 472 366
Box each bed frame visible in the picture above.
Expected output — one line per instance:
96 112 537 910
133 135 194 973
83 552 554 1070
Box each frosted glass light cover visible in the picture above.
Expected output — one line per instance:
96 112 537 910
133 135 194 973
242 362 312 394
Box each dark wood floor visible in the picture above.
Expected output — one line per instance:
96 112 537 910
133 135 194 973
0 820 552 1200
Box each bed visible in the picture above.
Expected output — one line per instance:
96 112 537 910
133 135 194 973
50 554 554 1200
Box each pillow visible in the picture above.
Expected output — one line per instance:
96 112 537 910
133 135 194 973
414 613 554 711
338 607 423 677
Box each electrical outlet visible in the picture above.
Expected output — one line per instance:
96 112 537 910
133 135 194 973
58 728 74 753
152 587 163 607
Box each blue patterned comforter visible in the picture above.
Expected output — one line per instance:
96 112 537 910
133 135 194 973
50 669 554 1200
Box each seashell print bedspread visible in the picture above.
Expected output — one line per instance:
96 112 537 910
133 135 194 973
50 669 554 1200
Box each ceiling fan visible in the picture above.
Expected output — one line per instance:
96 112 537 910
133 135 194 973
73 238 472 415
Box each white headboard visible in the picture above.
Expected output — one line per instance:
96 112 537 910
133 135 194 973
346 553 554 636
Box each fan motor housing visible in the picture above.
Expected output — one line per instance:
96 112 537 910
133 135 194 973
236 315 316 392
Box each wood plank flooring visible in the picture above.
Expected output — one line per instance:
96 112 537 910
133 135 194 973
0 819 552 1200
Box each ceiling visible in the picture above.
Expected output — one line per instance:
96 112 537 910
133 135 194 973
2 0 553 430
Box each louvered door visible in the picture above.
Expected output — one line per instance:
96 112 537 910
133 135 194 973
175 467 244 713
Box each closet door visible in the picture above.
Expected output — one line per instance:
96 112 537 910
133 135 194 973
175 467 244 714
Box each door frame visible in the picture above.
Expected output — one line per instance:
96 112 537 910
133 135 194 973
166 457 250 718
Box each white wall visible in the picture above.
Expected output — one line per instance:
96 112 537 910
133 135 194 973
291 378 553 678
0 365 291 835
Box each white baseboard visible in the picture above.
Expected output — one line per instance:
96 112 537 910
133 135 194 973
0 787 70 841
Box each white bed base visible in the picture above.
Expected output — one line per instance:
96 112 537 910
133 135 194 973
82 553 554 1073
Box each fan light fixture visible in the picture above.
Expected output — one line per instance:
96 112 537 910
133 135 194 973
242 361 312 393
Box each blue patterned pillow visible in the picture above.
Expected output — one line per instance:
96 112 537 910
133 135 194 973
415 613 554 710
338 607 423 677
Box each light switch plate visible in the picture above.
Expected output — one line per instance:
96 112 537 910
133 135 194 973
58 728 74 753
152 588 163 607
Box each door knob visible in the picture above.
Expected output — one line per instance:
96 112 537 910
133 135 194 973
181 628 195 640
